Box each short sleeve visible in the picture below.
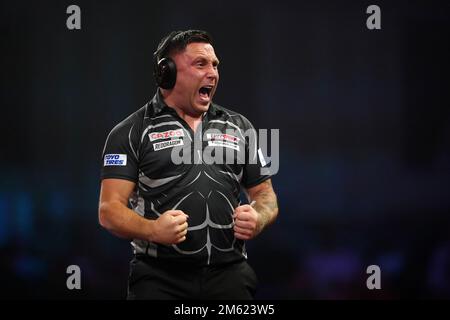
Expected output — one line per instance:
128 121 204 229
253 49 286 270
240 116 273 189
100 119 140 183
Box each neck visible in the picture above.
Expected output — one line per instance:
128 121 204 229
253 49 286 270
161 89 204 132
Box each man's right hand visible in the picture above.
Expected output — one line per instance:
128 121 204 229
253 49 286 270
152 210 189 245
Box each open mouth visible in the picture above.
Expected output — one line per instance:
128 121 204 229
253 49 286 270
199 86 213 100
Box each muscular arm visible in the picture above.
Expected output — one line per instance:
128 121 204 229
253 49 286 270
233 179 279 240
98 179 154 241
98 178 188 244
247 179 279 235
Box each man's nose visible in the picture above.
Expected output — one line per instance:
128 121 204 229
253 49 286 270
206 65 218 80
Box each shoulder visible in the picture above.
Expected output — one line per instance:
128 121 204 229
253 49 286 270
103 103 150 150
212 103 255 130
108 103 148 136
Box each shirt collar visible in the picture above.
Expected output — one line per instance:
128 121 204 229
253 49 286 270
150 89 220 117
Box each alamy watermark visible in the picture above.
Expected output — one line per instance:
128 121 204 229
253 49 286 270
66 5 81 30
164 125 279 176
366 264 381 290
66 264 81 290
366 5 381 30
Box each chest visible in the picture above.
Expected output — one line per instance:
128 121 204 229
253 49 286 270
139 116 247 179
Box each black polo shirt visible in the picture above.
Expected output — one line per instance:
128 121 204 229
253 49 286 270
101 90 271 266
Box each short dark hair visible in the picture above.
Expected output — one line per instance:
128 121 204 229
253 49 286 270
154 30 213 62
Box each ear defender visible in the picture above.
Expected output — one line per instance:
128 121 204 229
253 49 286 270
154 57 177 89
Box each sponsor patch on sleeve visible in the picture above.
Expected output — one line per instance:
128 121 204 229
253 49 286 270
104 154 127 166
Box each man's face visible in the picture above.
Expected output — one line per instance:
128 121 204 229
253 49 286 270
170 42 220 116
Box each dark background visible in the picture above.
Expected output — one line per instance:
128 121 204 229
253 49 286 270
1 0 449 299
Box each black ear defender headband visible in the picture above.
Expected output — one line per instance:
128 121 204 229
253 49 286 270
153 31 180 90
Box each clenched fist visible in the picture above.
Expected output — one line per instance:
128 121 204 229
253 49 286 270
233 203 261 240
152 210 188 245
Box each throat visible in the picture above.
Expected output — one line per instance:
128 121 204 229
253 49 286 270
186 118 203 133
167 103 205 133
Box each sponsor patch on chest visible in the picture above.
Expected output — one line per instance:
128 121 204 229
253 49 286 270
206 133 240 143
206 133 240 151
149 129 184 141
153 138 184 151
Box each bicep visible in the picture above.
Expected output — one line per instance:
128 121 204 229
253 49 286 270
100 178 136 206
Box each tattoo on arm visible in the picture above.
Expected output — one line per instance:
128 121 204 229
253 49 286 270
251 180 279 233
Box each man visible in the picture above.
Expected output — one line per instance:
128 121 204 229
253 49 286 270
98 30 278 299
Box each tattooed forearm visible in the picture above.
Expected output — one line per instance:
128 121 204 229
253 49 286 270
249 180 279 234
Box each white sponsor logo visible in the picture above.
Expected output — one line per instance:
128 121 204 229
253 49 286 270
207 140 240 151
153 138 184 151
149 129 184 141
206 133 239 143
104 154 127 166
